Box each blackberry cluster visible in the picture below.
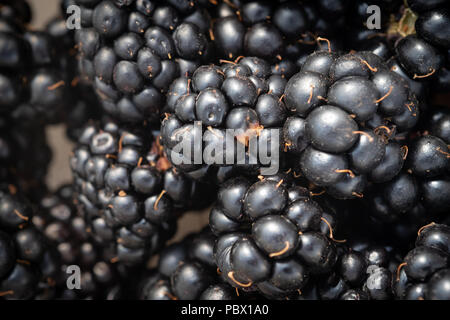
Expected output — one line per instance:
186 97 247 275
140 229 253 300
73 0 214 123
210 175 343 299
283 50 419 199
70 119 215 266
33 185 129 299
161 56 288 182
395 223 450 300
0 188 60 300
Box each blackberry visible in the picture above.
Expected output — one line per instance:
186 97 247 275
391 0 449 85
395 223 450 300
33 185 128 300
283 49 420 199
210 175 344 299
161 56 287 182
73 0 213 123
70 119 215 266
0 188 60 300
140 229 255 300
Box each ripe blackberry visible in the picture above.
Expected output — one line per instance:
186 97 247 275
392 0 449 84
283 49 420 199
70 119 215 266
73 0 213 123
33 185 128 300
0 188 61 300
140 229 256 300
161 56 288 182
210 175 345 299
395 223 450 300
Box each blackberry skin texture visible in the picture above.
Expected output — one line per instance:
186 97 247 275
161 56 288 183
210 0 350 71
395 223 450 300
74 0 214 123
283 49 420 200
393 1 449 83
33 185 128 300
0 116 52 201
140 229 252 300
0 188 61 300
0 11 70 123
70 119 215 266
210 175 345 299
